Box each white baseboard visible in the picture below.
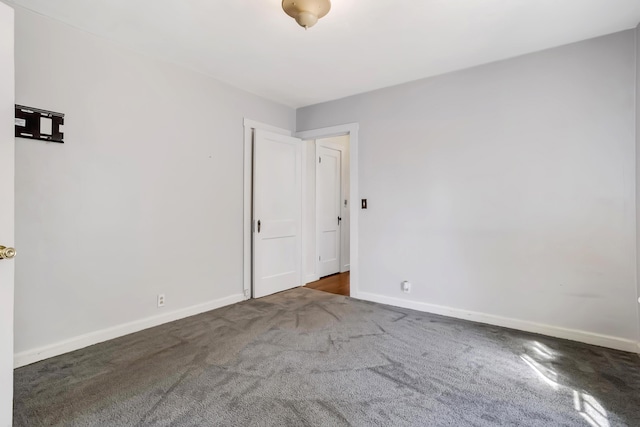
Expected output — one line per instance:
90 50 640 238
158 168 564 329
14 293 245 368
357 292 639 354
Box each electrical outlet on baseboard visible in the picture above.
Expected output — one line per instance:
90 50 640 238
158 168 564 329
157 294 165 308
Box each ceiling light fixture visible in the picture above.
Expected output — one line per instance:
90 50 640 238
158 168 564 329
282 0 331 30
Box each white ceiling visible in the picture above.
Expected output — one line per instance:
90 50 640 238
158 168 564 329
9 0 640 108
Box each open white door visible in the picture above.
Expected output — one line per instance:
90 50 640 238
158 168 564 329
0 3 15 426
253 129 302 298
317 144 341 278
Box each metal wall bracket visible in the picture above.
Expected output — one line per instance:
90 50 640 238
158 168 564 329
15 105 64 143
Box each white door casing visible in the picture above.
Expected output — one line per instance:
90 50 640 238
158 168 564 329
317 144 341 278
0 3 15 426
252 129 303 298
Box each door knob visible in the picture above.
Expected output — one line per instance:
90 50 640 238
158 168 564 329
0 245 16 259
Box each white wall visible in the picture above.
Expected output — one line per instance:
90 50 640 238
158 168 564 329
13 7 295 362
0 3 14 425
298 30 639 350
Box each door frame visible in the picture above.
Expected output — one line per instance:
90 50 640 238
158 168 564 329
315 139 345 280
297 123 359 298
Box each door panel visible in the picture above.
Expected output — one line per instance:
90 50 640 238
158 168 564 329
253 129 302 298
317 146 341 277
0 3 14 426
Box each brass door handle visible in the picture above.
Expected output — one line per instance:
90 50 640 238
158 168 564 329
0 246 16 259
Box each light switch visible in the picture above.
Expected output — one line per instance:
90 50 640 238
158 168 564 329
361 199 367 209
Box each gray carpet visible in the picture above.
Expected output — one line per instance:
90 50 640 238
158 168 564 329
13 288 640 426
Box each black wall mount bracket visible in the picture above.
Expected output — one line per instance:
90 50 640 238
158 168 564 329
15 105 64 143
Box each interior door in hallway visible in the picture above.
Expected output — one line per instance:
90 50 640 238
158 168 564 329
317 145 341 278
253 129 303 298
0 3 15 426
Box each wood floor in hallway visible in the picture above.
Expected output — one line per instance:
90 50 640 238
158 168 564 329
305 272 350 296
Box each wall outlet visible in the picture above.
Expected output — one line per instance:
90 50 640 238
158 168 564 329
157 294 165 308
402 281 411 293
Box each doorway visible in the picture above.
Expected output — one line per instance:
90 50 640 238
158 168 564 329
298 124 359 298
243 120 359 299
301 135 351 297
316 137 348 278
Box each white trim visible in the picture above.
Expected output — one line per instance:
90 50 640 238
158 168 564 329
296 123 359 297
14 293 245 368
243 125 253 299
315 141 320 280
243 119 292 136
314 140 321 280
243 119 293 298
358 292 639 353
296 123 358 140
301 138 308 288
